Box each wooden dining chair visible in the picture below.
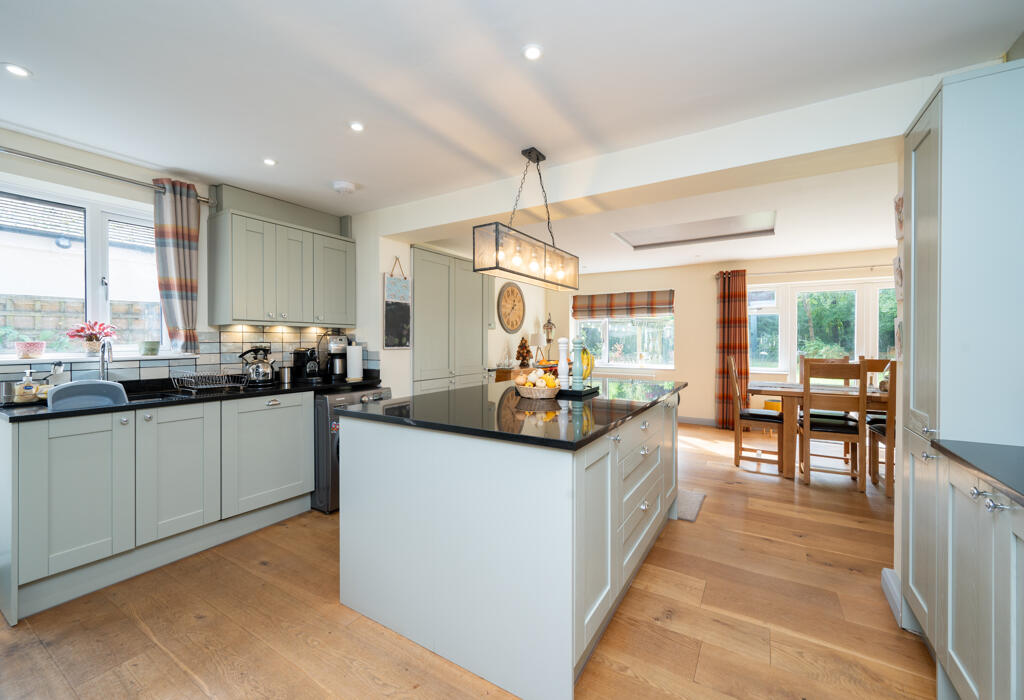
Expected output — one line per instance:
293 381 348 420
729 356 784 473
801 356 853 467
798 359 867 491
866 360 898 496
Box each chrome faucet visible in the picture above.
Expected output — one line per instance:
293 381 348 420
100 338 114 381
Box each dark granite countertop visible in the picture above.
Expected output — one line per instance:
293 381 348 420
334 378 687 451
932 439 1024 504
0 373 381 423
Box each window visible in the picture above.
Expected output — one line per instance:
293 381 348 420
0 185 160 355
573 315 675 369
747 278 895 379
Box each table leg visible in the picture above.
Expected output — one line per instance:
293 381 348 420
781 396 798 479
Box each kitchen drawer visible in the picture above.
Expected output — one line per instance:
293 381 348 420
227 391 307 414
619 442 661 521
620 466 662 583
614 409 664 457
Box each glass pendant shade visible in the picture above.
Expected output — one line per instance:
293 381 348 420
473 222 579 291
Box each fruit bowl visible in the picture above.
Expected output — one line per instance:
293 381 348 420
14 341 46 359
515 385 559 399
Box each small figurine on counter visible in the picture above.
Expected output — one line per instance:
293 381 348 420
516 337 533 368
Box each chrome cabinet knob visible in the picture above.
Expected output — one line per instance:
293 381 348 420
119 417 129 425
610 434 621 443
267 312 274 318
639 500 650 512
143 413 153 422
969 486 994 500
266 399 280 407
281 312 288 319
920 452 936 461
640 420 649 431
985 498 1010 513
640 445 651 456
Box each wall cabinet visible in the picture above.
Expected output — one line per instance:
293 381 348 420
18 413 135 584
412 247 488 385
135 403 221 545
209 212 355 327
221 392 314 518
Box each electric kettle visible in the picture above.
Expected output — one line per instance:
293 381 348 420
239 347 276 386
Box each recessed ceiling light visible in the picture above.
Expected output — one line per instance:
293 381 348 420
349 121 364 132
263 158 276 166
522 44 543 61
3 63 32 78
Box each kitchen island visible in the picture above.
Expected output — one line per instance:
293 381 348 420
334 379 685 699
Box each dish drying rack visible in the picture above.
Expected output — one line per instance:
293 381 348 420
171 371 249 394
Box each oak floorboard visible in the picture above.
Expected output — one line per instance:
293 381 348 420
0 619 76 699
693 642 855 700
74 648 208 700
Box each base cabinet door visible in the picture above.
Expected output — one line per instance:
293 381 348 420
574 437 617 661
312 234 356 326
662 395 678 504
136 403 221 545
18 413 135 583
221 392 314 518
938 461 996 700
902 428 940 640
995 498 1024 699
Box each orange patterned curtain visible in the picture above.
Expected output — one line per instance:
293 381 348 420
715 270 748 429
153 179 200 353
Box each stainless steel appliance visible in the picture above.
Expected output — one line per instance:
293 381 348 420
326 335 349 380
312 386 392 513
293 347 320 383
238 347 276 386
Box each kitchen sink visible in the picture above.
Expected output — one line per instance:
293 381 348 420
47 380 129 411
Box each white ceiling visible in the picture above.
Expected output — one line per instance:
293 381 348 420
429 162 900 272
0 1 1021 216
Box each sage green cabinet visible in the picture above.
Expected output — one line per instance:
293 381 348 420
412 247 488 384
135 403 221 546
209 212 354 327
276 226 314 324
18 413 135 584
901 428 940 641
312 233 356 326
221 392 314 518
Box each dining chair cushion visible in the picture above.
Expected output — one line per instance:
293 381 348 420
866 413 887 425
798 416 861 434
869 422 887 437
741 408 784 423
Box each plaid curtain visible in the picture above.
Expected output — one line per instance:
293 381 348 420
572 290 674 319
153 179 200 353
715 270 748 429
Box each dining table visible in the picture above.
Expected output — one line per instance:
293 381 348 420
747 380 890 479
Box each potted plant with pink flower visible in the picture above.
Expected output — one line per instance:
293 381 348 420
67 321 116 355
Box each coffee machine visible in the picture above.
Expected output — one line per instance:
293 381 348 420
326 334 349 381
292 347 321 383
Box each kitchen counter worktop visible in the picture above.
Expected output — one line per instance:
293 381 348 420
0 373 381 423
932 438 1024 505
334 378 687 450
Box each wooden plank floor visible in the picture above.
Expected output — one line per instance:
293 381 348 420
1 424 934 699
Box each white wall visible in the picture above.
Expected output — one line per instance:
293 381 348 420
487 278 549 366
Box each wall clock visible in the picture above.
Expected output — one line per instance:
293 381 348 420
497 282 525 333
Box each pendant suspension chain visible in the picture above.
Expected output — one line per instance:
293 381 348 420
506 157 557 248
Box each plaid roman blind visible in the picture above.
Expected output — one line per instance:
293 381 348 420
571 290 674 319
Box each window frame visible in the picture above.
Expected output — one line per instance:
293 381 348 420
571 313 676 370
747 277 894 381
0 174 160 355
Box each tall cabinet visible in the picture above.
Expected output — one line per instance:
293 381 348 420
412 247 490 393
900 60 1024 699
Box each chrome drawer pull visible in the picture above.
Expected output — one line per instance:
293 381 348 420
639 445 651 456
610 434 621 443
639 500 650 512
119 417 129 425
985 498 1010 513
266 399 281 407
969 486 994 500
640 420 649 431
920 452 936 461
143 413 153 422
922 428 938 435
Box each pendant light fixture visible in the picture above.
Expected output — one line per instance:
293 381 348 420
473 147 579 290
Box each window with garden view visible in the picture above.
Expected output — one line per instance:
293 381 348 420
577 315 675 369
